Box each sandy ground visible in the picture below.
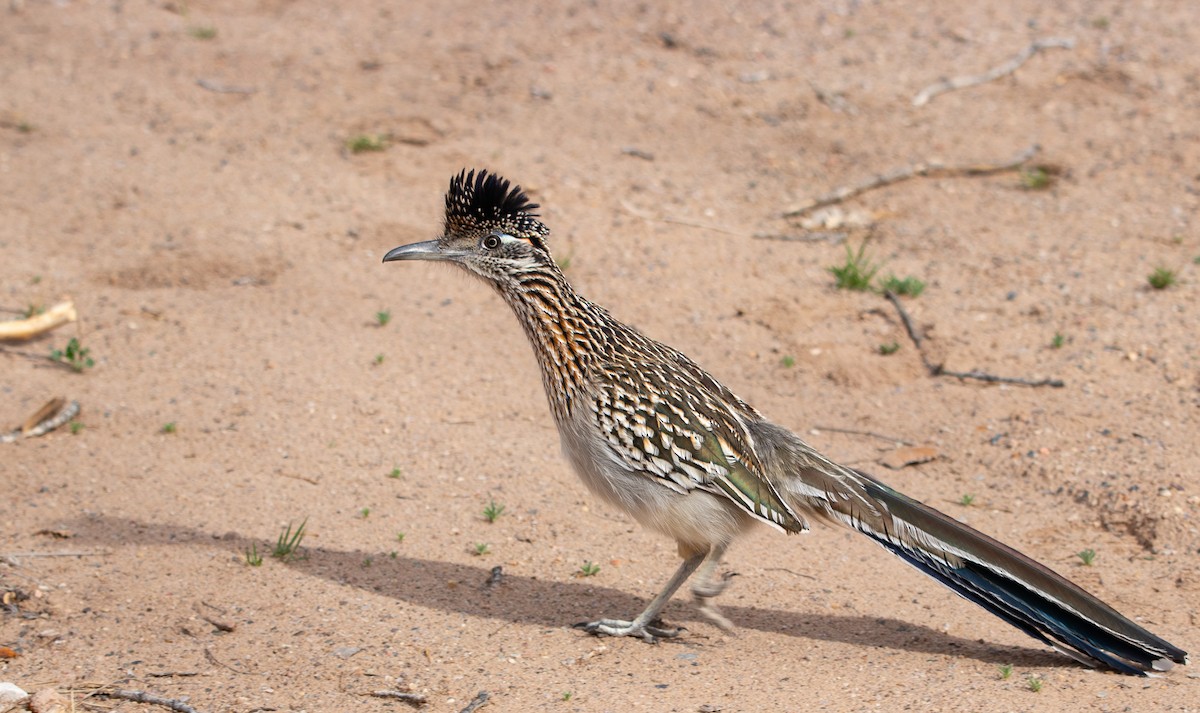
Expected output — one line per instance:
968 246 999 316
2 1 1199 711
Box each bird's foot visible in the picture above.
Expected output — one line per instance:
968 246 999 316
692 571 737 632
573 617 683 642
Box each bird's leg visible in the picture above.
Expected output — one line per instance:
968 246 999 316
690 541 736 631
575 551 705 642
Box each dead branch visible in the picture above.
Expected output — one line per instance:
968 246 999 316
458 691 491 713
95 689 203 713
913 37 1076 107
783 144 1040 218
0 301 76 341
371 690 428 706
884 290 1064 388
2 399 80 444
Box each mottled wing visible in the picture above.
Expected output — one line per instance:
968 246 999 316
592 360 807 533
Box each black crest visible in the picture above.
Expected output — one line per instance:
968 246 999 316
444 169 550 245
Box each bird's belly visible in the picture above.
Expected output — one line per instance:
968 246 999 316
556 414 754 551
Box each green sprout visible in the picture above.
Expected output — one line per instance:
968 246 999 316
828 242 879 291
187 25 217 40
376 309 391 326
578 561 601 577
1147 267 1176 290
1077 548 1097 566
879 275 925 297
878 342 900 355
50 337 95 372
483 499 505 523
245 543 263 567
272 519 307 561
348 134 388 153
472 542 490 556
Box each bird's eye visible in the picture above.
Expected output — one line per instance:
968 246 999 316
482 234 502 250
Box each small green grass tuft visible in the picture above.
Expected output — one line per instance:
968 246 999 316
187 25 217 40
396 532 406 543
958 494 975 507
359 507 371 519
348 134 388 153
272 519 307 561
472 542 490 556
1019 167 1052 190
1026 676 1043 692
374 353 385 365
1077 548 1097 566
50 337 95 372
389 550 398 559
69 421 84 435
879 275 925 297
1147 267 1176 290
483 499 505 523
578 561 601 577
878 342 900 355
245 543 263 567
161 421 177 434
375 309 391 326
362 556 373 567
561 692 573 701
780 355 796 368
828 242 880 291
387 466 402 479
1050 332 1065 349
998 663 1013 680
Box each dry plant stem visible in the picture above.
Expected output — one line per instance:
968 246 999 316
812 425 913 446
371 690 428 706
912 37 1076 107
783 145 1040 218
458 691 490 713
884 291 1064 388
95 689 203 713
0 551 105 562
195 78 257 94
1 399 80 444
619 200 746 236
0 300 77 340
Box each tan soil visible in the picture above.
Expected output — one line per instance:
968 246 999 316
2 1 1197 711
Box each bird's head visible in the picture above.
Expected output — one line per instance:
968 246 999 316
383 169 553 284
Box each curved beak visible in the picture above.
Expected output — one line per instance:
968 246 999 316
382 240 450 263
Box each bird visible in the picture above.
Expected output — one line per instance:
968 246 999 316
383 168 1188 676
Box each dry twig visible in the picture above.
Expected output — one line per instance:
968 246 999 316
620 200 745 236
2 399 80 444
95 689 203 713
912 37 1076 107
371 690 428 706
811 425 913 446
884 290 1064 388
195 78 257 94
783 144 1040 218
458 691 490 713
0 300 77 340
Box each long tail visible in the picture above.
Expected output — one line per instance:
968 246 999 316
840 468 1188 675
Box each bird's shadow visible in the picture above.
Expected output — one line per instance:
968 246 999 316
66 515 1069 670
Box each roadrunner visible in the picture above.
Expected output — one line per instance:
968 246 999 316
383 169 1187 675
